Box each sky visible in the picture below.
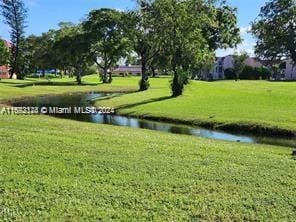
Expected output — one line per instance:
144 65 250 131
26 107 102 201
0 0 269 57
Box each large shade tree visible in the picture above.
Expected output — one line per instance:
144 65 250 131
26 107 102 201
83 8 130 83
251 0 296 64
54 25 92 84
23 30 57 76
53 22 80 77
1 0 27 79
152 0 241 97
125 1 161 91
232 51 249 80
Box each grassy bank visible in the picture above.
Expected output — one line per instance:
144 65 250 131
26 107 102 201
97 78 296 136
0 75 138 102
0 114 295 221
0 75 295 220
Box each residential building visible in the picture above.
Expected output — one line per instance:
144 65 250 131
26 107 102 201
0 64 9 79
112 65 142 76
207 55 265 80
208 55 233 80
283 59 296 80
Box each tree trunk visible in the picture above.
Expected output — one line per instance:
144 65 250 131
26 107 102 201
76 69 82 85
14 39 22 80
139 57 149 91
102 67 108 83
108 71 112 83
171 62 183 97
151 66 157 78
9 46 16 79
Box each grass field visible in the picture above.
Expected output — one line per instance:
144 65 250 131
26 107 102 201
0 75 295 220
96 77 296 135
0 115 295 221
0 75 138 101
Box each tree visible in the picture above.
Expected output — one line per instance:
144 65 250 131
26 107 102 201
54 25 92 84
23 30 57 77
224 68 236 80
126 54 140 66
83 8 130 83
53 22 77 77
203 3 241 51
232 51 249 80
125 1 161 91
1 0 27 79
192 49 215 80
152 0 205 96
0 39 9 65
22 35 39 74
152 0 241 97
251 0 296 65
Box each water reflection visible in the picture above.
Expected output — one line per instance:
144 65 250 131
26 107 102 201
12 92 296 148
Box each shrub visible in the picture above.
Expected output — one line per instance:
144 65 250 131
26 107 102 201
240 66 271 80
260 67 271 79
171 68 189 97
240 66 257 80
224 68 236 80
84 65 97 75
226 66 271 80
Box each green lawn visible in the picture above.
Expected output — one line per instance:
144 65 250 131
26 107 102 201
0 115 295 221
97 78 296 135
0 75 138 101
0 75 295 220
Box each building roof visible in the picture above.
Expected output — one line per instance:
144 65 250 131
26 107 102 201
216 55 268 67
112 65 142 73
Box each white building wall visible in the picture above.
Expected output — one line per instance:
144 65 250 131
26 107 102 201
284 60 296 80
210 55 233 80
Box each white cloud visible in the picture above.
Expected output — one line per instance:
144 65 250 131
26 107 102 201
115 8 124 12
216 26 257 57
240 26 251 35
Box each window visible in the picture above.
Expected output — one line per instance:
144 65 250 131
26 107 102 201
219 66 223 73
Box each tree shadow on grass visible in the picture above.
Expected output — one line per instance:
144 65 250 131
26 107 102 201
116 95 173 110
15 81 100 88
0 81 24 85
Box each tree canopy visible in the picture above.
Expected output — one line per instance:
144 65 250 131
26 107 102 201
232 51 249 80
83 8 130 83
1 0 27 79
251 0 296 63
0 40 9 66
150 0 241 96
8 0 241 94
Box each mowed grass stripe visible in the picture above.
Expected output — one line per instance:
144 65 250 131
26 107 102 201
0 115 295 221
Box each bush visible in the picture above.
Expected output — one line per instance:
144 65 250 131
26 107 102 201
225 66 271 80
240 66 271 80
224 68 236 80
260 67 271 79
84 65 97 75
240 66 257 80
171 68 189 97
